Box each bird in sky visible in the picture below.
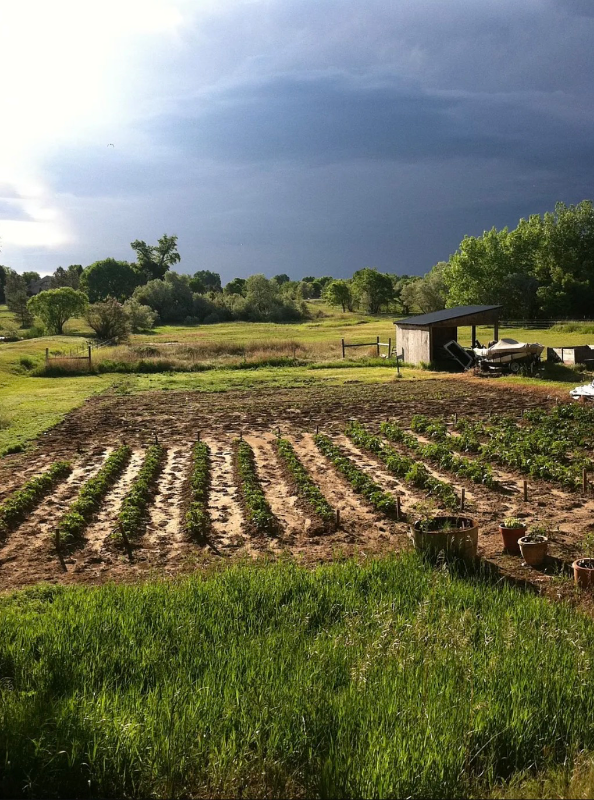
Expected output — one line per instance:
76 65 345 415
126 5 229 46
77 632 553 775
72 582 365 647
107 143 114 147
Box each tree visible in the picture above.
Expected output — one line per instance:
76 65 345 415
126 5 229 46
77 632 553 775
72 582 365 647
351 268 394 313
22 272 41 294
273 273 291 285
5 270 33 327
323 279 353 312
244 274 277 316
51 265 83 289
224 277 246 296
132 272 193 323
80 259 140 303
131 234 180 282
189 270 222 293
0 265 7 304
404 264 448 314
123 298 158 332
86 298 130 342
27 288 88 334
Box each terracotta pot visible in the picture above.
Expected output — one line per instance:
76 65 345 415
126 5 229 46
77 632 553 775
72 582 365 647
411 516 478 561
518 535 548 567
499 524 526 555
573 558 594 589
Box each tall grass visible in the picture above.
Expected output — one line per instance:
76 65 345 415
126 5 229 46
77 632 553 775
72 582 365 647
2 555 594 798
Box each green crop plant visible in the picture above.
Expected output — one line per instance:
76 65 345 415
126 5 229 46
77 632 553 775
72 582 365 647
383 420 498 489
56 445 132 544
314 433 396 514
234 439 276 533
276 437 335 525
185 441 211 538
117 445 166 541
0 461 72 534
346 422 458 509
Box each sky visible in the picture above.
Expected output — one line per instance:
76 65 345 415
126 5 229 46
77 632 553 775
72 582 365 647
1 0 594 282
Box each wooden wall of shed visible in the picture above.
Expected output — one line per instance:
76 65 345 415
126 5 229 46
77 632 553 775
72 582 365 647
430 326 457 360
396 326 431 365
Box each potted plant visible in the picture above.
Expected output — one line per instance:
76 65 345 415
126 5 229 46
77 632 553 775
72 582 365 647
411 512 479 561
499 516 527 555
518 524 549 567
573 533 594 589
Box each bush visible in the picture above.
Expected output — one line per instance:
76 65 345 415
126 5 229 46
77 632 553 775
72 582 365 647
123 299 157 332
86 298 131 342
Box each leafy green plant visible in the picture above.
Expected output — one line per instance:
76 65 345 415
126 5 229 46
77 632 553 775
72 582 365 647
381 420 498 490
314 433 396 514
117 445 166 541
0 461 72 533
186 441 211 539
56 446 132 544
501 517 526 529
234 439 276 533
346 422 458 509
276 437 335 526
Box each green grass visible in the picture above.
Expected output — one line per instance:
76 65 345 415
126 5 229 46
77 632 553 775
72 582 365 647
2 554 594 798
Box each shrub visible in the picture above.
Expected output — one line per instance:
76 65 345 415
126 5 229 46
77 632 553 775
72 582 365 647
86 298 131 342
185 442 211 538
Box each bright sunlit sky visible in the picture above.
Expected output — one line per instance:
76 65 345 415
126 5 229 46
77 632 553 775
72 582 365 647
1 0 594 280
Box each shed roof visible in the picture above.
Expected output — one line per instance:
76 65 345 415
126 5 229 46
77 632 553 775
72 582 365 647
394 305 502 328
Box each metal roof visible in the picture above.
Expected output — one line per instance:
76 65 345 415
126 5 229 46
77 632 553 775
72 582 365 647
394 305 502 327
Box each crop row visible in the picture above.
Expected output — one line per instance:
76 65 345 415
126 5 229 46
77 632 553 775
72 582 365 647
234 439 276 533
388 417 498 489
344 423 458 509
313 433 396 514
116 445 166 541
185 441 211 538
275 437 335 526
415 412 589 489
56 446 132 544
0 461 72 534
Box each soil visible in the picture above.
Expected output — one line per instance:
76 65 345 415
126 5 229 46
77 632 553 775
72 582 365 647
1 376 593 609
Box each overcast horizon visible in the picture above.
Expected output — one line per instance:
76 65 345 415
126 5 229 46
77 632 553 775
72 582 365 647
1 0 593 282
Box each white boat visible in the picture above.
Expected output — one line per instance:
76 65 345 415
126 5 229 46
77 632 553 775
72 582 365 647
473 338 544 373
570 380 594 399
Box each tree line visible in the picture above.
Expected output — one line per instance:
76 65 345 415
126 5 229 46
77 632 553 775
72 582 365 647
2 199 592 340
402 201 594 318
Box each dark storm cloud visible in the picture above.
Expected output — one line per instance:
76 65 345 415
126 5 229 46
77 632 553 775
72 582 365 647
147 71 594 178
23 0 594 278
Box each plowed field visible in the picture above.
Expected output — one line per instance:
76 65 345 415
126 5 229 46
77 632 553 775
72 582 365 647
2 378 592 597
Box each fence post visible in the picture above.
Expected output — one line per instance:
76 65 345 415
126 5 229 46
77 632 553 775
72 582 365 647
376 336 380 357
45 347 49 363
88 345 92 368
341 338 345 359
388 337 391 358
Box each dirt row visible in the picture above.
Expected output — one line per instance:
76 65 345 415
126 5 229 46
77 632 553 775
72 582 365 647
2 417 593 594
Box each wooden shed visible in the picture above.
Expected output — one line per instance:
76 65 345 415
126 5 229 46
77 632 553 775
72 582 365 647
394 305 502 366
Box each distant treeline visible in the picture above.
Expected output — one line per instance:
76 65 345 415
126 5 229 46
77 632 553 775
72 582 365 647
1 200 593 339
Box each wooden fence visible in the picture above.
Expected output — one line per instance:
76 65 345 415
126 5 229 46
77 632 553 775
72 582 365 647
341 336 392 358
45 345 92 370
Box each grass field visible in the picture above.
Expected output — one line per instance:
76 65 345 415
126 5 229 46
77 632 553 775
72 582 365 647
2 554 594 799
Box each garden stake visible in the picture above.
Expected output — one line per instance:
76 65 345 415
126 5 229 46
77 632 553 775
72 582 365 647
460 488 465 511
523 480 528 502
196 431 200 441
396 495 401 520
154 432 159 445
336 509 340 529
54 527 60 552
315 424 319 434
583 468 588 494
